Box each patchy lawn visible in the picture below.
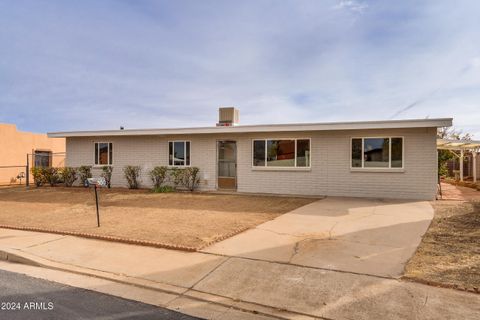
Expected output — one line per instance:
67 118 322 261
404 199 480 292
0 187 316 250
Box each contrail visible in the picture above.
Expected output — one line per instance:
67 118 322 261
389 58 478 119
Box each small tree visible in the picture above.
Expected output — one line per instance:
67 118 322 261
149 166 168 189
78 166 92 187
31 167 45 187
43 167 59 187
60 167 77 187
101 166 113 188
124 165 141 189
181 167 201 191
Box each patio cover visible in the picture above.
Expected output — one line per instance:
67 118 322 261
437 139 480 182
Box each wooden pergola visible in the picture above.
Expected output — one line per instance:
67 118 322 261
437 139 480 182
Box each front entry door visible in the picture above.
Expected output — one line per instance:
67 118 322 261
217 141 237 189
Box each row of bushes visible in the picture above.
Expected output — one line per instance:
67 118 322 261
31 165 200 191
125 165 200 191
31 166 111 188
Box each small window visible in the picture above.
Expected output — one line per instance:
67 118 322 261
351 137 403 169
253 139 310 168
95 142 113 165
169 141 190 166
34 151 52 168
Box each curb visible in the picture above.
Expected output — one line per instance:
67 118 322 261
0 248 313 320
0 225 250 252
402 276 479 294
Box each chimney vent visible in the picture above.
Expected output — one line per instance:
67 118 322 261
217 107 239 127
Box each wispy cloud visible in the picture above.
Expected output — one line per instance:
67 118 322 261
0 0 479 137
333 0 368 14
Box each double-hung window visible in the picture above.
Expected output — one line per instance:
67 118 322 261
351 137 403 169
169 141 190 166
94 142 113 165
252 139 310 168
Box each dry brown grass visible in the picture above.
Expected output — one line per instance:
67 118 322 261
0 187 316 249
404 200 480 291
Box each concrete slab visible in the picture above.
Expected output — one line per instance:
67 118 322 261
193 257 480 320
22 235 227 288
0 228 66 249
203 197 434 277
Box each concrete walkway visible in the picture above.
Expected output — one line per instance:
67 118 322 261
0 197 479 319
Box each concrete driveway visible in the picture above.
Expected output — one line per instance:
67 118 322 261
202 197 434 278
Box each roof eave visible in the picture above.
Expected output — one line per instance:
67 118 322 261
48 118 453 138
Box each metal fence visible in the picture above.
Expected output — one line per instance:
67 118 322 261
0 152 66 187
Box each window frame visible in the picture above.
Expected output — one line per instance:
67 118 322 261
168 140 191 167
94 142 113 166
251 138 311 169
350 136 404 170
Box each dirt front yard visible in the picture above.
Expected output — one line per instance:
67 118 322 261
404 187 480 291
0 187 316 250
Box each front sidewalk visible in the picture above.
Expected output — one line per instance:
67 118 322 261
1 227 479 319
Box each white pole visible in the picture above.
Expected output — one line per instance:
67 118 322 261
460 150 464 181
473 152 477 183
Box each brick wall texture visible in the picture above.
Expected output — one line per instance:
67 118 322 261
66 127 438 200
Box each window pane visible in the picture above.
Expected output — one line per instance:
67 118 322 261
253 140 265 166
351 139 362 167
99 143 109 165
186 141 190 166
267 140 295 167
174 141 185 166
95 143 99 165
35 151 51 167
169 142 173 166
391 138 403 168
296 139 310 167
109 143 113 165
364 138 389 168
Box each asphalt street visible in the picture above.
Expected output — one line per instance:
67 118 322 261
0 269 200 320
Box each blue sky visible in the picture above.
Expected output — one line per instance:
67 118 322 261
1 0 479 137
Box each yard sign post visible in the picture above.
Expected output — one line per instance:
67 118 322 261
87 178 107 227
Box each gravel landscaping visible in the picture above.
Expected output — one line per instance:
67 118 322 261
0 187 316 250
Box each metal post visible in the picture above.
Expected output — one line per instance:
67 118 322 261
94 185 100 227
473 152 477 183
26 154 29 187
460 150 464 181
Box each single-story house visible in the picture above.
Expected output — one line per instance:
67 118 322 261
48 108 453 200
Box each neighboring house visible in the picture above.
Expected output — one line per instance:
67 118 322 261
48 108 452 200
0 123 65 185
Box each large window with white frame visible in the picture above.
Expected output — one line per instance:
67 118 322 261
169 141 190 166
252 139 310 168
94 142 113 165
351 137 403 169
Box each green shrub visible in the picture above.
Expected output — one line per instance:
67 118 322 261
149 166 168 189
168 167 184 189
78 166 92 187
101 166 113 188
152 185 175 193
123 165 141 189
31 167 45 187
181 167 201 191
43 167 59 187
60 167 77 187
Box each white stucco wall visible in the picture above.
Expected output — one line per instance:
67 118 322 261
66 127 438 200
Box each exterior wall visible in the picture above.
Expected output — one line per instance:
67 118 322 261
66 127 438 200
0 123 65 185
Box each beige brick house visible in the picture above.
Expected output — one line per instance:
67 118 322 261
49 108 452 200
